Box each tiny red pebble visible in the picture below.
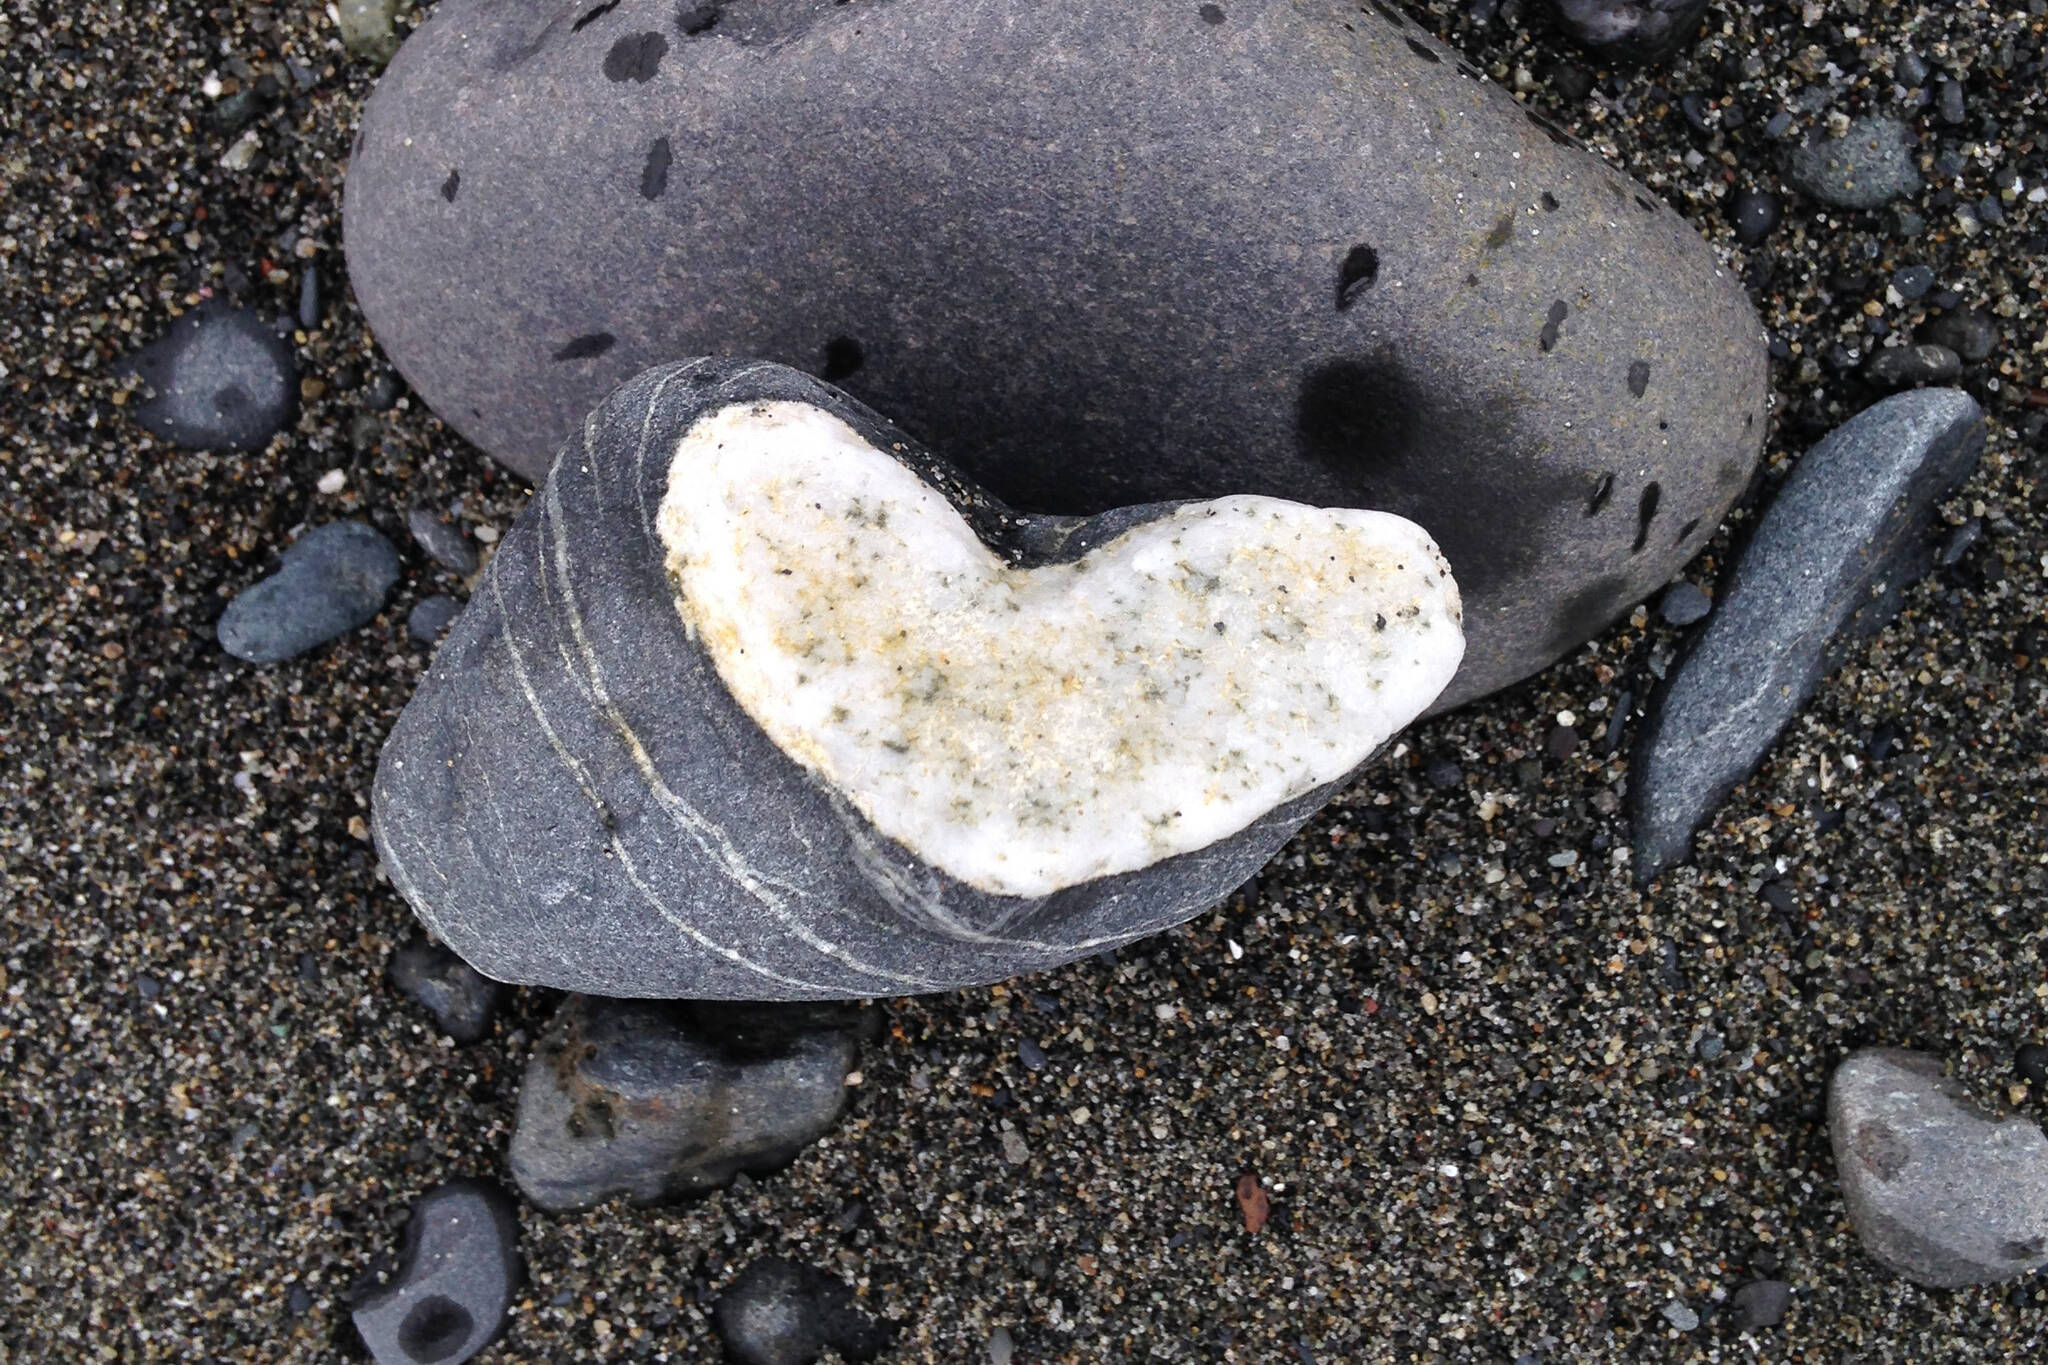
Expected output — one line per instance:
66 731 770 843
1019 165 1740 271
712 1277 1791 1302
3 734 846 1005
1362 997 1380 1015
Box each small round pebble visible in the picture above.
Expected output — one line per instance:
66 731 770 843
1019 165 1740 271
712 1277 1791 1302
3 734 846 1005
1658 581 1712 626
1783 116 1922 210
1918 307 1997 363
1891 265 1935 300
116 301 296 452
1017 1038 1048 1071
408 594 464 645
216 521 401 664
987 1325 1016 1365
713 1257 895 1365
1727 187 1782 245
388 939 505 1044
1731 1279 1792 1330
1423 755 1464 790
1661 1299 1700 1332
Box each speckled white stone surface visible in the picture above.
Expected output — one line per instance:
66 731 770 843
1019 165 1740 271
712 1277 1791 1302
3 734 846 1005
659 401 1463 898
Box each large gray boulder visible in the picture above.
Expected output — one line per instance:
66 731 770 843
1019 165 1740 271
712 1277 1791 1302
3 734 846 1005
342 0 1767 711
371 360 1463 999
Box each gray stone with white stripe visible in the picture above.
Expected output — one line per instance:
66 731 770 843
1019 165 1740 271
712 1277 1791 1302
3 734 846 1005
371 360 1455 999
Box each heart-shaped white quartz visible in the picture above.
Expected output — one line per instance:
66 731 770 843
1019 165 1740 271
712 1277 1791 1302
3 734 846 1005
658 401 1463 898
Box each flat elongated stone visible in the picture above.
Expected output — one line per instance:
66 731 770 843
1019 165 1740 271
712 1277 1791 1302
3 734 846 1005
217 521 402 664
1629 390 1983 880
1829 1049 2048 1288
342 0 1767 712
372 360 1461 999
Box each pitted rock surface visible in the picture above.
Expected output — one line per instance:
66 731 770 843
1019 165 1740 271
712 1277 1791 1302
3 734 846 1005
343 0 1768 711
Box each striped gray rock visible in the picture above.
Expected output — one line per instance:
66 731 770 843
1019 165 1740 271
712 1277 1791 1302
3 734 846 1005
1629 390 1984 880
342 0 1769 713
371 360 1463 999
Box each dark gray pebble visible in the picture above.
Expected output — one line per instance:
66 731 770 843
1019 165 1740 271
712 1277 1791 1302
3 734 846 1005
1658 581 1712 626
1936 78 1967 125
1783 116 1922 210
1937 518 1983 569
407 594 464 644
364 370 401 410
116 301 295 452
1863 343 1962 391
406 505 481 575
508 996 863 1213
1728 187 1782 245
1423 755 1464 790
1549 0 1709 63
1897 52 1931 87
1891 265 1935 300
351 1180 523 1365
1729 1279 1791 1330
388 939 506 1044
217 521 401 664
298 266 320 330
1829 1048 2048 1288
2018 1045 2048 1086
713 1257 895 1365
1630 390 1984 880
1017 1038 1047 1071
1918 307 1997 363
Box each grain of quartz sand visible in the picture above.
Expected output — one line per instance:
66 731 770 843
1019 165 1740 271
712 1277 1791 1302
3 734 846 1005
1 1 2044 1361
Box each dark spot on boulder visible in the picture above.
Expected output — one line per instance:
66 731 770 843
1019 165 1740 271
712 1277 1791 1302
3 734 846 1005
678 2 720 36
1853 1119 1910 1181
1633 481 1662 552
1336 245 1379 309
440 169 460 203
1404 36 1440 63
572 1 621 32
1539 300 1568 352
1628 359 1651 398
1675 516 1700 545
1484 211 1515 250
1547 574 1630 656
553 332 616 362
639 136 672 199
1365 0 1405 26
821 336 865 382
1198 3 1225 23
604 31 668 82
1586 471 1614 516
2004 1237 2047 1260
1540 191 1560 211
1636 194 1658 213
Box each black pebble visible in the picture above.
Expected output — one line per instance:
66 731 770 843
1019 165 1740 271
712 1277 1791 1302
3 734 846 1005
350 1180 523 1365
1017 1037 1047 1071
389 939 506 1042
1550 0 1710 64
1423 755 1463 790
2018 1045 2048 1086
1917 307 1997 363
1728 188 1782 246
713 1257 896 1365
1936 78 1966 125
365 370 402 410
1729 1279 1792 1330
1863 343 1961 391
1542 58 1595 101
116 301 296 452
1891 265 1935 300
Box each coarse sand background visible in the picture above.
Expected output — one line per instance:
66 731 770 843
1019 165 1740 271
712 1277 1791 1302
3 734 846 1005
2 0 2045 1360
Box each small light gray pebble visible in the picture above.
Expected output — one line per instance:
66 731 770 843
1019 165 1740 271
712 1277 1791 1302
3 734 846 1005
1550 0 1710 64
1658 582 1712 626
406 505 481 575
1661 1299 1699 1332
117 301 295 452
1890 265 1934 300
217 521 401 664
987 1325 1016 1365
351 1180 523 1365
1829 1048 2048 1288
1784 116 1922 210
407 594 464 645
